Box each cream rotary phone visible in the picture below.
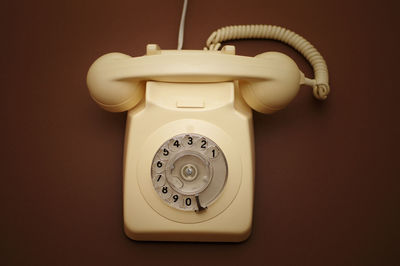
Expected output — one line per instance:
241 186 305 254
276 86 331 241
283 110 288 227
87 24 330 242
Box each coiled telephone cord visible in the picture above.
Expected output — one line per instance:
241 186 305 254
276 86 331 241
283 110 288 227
204 25 330 100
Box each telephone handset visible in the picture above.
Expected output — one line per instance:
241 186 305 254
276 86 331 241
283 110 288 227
87 25 330 242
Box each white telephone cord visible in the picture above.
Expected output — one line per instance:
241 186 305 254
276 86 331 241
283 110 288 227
204 25 330 100
177 0 188 50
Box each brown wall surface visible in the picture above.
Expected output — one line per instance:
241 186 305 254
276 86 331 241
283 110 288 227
1 0 399 265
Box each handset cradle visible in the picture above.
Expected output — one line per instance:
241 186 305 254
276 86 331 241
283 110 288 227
87 44 305 113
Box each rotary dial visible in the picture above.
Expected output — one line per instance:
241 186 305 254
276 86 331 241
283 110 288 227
151 133 228 212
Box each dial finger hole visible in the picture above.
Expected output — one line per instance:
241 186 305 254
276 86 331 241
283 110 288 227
158 145 171 160
205 146 219 159
170 193 183 208
182 134 197 147
159 185 172 199
152 158 166 173
197 137 208 151
168 138 181 151
183 196 195 210
152 173 165 188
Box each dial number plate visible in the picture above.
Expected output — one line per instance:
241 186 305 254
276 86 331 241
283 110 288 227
151 133 228 211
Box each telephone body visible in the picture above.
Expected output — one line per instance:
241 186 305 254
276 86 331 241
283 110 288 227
87 32 329 242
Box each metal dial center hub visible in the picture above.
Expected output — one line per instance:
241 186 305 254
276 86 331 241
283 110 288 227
181 164 197 181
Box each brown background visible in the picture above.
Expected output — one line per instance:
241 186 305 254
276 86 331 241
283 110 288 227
1 0 399 265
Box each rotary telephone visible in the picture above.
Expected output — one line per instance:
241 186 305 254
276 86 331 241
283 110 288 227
86 24 330 242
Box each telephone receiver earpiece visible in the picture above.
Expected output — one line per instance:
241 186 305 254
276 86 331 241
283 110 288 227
87 53 146 112
87 45 309 113
240 52 302 113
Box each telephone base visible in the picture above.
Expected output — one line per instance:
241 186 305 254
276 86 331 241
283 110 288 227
123 81 255 242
